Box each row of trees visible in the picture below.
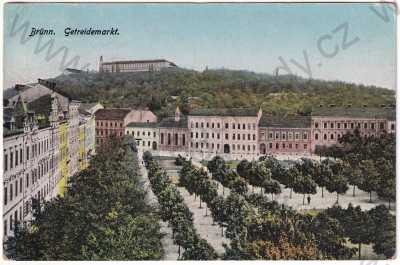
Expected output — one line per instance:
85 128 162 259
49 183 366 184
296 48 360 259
203 155 395 259
180 159 357 259
144 152 218 260
5 136 163 260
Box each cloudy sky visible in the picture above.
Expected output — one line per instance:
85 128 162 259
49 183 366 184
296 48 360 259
3 2 396 90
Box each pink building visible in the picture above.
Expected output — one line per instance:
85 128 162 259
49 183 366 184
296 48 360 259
95 108 157 146
310 106 395 152
259 115 312 155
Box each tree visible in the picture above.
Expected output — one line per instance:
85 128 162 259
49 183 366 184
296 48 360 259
325 172 349 203
236 159 251 178
311 212 356 259
343 163 362 197
368 205 396 258
181 237 218 260
262 179 281 201
230 178 249 196
293 174 317 205
345 205 374 259
358 160 380 203
313 161 331 198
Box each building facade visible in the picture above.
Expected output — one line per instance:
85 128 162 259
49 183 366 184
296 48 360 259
3 82 97 241
95 108 157 146
125 106 395 161
125 122 159 152
99 56 177 73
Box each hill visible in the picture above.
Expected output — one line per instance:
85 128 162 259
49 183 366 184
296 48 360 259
44 68 396 119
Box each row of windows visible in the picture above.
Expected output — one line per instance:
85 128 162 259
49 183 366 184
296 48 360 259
267 132 308 141
4 186 51 237
160 133 186 146
127 130 157 138
190 132 256 141
4 139 50 173
266 143 308 150
96 130 124 137
191 121 256 130
96 121 123 128
4 158 53 207
190 142 256 152
315 121 385 130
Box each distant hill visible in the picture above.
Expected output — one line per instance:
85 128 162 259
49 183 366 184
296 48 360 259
38 67 395 118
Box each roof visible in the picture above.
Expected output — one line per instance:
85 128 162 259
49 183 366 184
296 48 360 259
189 108 258 117
158 116 188 128
312 107 396 120
260 115 311 128
95 108 132 120
102 59 176 66
27 94 52 117
127 122 159 128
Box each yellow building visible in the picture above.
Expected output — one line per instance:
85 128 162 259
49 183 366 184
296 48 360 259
79 123 87 170
57 122 69 196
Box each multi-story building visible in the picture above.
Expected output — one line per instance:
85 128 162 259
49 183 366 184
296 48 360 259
310 106 396 152
99 56 177 73
187 108 262 160
127 106 395 161
125 122 159 152
3 81 97 240
95 108 157 146
259 115 312 155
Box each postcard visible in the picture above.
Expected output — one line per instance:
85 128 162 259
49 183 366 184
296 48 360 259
1 1 397 262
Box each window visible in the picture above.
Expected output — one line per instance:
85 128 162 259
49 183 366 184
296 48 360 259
304 144 308 149
217 133 220 139
167 134 171 145
174 133 178 145
344 123 347 129
201 122 204 128
191 122 194 128
391 124 395 130
242 124 245 130
364 123 368 129
4 187 7 206
225 123 229 129
324 134 327 140
4 154 7 172
182 134 186 146
351 123 354 129
9 183 13 201
371 123 375 129
15 180 18 197
196 142 199 148
315 122 319 128
330 123 334 129
253 134 256 141
238 124 240 129
26 146 29 161
269 143 273 149
233 124 235 129
315 133 319 140
283 143 286 149
196 122 198 128
276 143 279 149
160 133 164 144
269 133 273 139
238 134 240 140
337 123 341 129
380 122 384 129
10 152 13 169
324 123 327 129
212 123 215 128
207 122 209 128
217 123 220 129
225 134 229 140
303 133 307 140
330 134 334 140
4 220 7 237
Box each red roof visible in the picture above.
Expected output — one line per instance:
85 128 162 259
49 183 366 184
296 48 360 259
95 108 131 120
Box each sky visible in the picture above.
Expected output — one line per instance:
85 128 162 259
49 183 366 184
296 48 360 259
3 2 397 90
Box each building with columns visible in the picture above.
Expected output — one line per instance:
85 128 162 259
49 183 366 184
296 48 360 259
99 56 177 73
